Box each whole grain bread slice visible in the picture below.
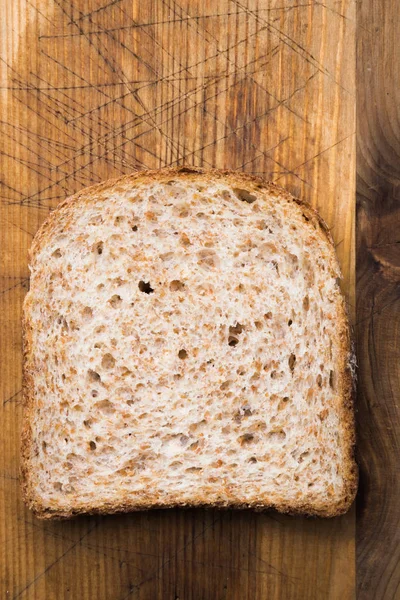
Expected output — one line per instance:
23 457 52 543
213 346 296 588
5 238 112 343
21 167 357 519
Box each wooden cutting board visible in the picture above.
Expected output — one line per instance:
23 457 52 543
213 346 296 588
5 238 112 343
0 1 358 598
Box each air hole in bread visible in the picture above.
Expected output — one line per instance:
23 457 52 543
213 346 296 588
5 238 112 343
302 213 310 222
299 451 309 463
289 353 296 371
109 294 122 308
228 323 243 346
220 380 231 390
138 281 154 294
317 374 323 387
189 419 206 433
278 397 290 411
303 296 310 311
82 306 93 320
101 353 115 370
95 242 104 255
42 441 47 452
94 399 115 414
56 316 69 329
178 349 188 360
89 441 96 450
53 482 63 491
188 440 200 451
186 466 202 473
114 216 125 225
65 453 79 463
248 456 257 463
179 233 191 246
132 225 138 232
52 248 62 258
160 252 174 262
170 460 183 470
254 321 263 330
318 408 328 421
170 280 185 292
238 433 255 445
91 390 98 398
264 312 272 320
232 188 257 204
288 319 293 326
88 369 101 383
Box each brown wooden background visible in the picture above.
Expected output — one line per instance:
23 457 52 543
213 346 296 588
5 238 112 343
0 0 396 598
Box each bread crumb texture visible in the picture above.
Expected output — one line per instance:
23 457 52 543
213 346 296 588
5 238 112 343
22 168 357 518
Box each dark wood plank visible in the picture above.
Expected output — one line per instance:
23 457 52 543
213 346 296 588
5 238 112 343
356 0 400 597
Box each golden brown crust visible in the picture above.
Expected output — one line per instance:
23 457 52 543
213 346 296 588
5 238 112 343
21 166 358 519
21 296 36 509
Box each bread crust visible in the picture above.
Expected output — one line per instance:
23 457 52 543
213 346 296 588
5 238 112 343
21 167 358 519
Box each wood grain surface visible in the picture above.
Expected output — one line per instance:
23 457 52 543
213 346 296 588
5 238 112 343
0 1 356 599
356 0 400 599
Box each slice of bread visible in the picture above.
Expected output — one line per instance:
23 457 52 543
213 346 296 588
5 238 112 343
21 167 357 519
